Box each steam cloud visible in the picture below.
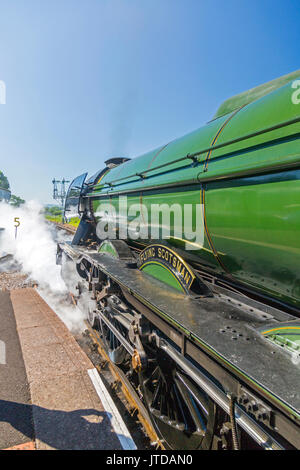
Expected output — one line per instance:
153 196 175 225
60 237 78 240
109 88 139 156
0 201 86 332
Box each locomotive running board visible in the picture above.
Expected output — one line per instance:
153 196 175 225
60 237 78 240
58 242 300 445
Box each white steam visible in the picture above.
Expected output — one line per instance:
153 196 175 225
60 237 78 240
0 200 86 332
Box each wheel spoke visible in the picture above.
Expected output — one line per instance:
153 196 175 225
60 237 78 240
151 378 162 410
139 348 216 450
174 376 206 434
169 384 182 423
160 384 167 416
165 384 180 424
176 371 209 417
172 381 190 430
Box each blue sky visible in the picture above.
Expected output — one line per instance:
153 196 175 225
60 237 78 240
0 0 299 203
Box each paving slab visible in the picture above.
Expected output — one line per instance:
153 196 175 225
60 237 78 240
10 288 123 450
0 291 34 449
5 441 35 450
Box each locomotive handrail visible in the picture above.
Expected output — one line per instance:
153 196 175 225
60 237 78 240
102 115 300 188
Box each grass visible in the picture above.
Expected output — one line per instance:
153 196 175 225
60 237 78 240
45 215 62 223
45 215 80 227
68 217 80 227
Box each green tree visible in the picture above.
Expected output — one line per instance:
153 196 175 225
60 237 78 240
45 205 62 216
0 171 10 190
10 194 25 207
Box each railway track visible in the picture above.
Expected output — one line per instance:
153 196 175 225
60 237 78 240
48 221 164 449
82 319 164 449
47 220 77 235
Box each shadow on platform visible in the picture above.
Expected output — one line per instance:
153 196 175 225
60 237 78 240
0 399 121 450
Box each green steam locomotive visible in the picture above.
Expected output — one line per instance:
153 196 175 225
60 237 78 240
57 70 300 450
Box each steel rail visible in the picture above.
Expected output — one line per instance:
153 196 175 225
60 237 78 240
84 321 164 449
48 220 77 234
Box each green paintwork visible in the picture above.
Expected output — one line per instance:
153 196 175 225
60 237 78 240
140 262 185 293
86 71 300 310
213 69 300 119
266 333 300 353
260 323 300 358
98 240 118 258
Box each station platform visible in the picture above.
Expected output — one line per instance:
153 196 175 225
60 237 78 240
0 288 136 450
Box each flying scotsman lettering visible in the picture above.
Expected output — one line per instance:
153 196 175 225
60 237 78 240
138 244 195 291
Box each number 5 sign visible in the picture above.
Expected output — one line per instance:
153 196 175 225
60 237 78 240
14 217 20 239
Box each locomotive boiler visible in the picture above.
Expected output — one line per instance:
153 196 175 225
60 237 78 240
57 70 300 450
